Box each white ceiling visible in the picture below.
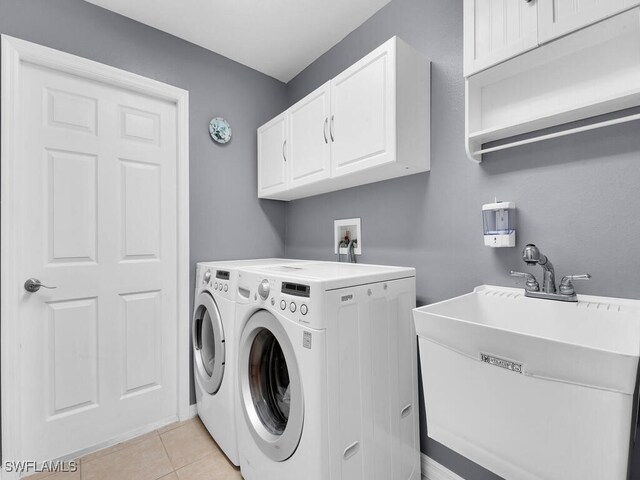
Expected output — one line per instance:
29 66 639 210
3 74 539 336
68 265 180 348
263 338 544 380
84 0 391 82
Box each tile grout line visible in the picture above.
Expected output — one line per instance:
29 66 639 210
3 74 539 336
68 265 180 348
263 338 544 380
159 420 219 477
157 431 178 479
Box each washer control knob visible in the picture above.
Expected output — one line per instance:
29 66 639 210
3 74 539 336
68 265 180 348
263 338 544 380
280 300 287 310
203 270 212 284
300 304 308 315
224 284 228 292
290 302 297 313
214 283 218 290
258 279 270 300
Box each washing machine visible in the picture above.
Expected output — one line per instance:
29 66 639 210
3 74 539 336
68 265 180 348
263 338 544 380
234 262 421 480
192 259 306 466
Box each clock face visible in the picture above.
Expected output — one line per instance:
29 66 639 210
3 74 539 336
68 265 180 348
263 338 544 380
209 117 232 144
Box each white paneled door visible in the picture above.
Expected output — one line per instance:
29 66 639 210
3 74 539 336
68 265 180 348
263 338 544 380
1 36 189 466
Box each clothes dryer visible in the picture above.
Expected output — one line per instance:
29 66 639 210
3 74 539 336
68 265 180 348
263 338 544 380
192 259 305 465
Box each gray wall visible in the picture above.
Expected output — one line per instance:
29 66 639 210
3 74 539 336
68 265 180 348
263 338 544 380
0 0 289 404
283 0 640 478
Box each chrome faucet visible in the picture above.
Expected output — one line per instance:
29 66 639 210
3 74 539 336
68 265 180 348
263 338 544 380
510 244 591 302
522 244 556 293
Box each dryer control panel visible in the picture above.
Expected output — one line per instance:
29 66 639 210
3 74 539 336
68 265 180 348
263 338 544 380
196 265 234 301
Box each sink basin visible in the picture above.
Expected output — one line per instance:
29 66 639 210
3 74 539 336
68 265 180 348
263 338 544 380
414 285 640 480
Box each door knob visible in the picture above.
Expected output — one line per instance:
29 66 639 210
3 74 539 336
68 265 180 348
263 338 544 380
24 278 57 293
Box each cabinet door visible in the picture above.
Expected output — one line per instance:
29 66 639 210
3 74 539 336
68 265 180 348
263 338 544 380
538 0 640 43
464 0 538 76
287 82 331 189
257 113 287 197
330 41 395 178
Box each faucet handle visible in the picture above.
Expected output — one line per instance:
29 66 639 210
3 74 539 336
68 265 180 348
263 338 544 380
559 274 591 295
510 271 540 292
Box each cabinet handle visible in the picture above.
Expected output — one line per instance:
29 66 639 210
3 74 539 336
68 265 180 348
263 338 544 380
323 118 328 144
283 140 287 162
330 115 335 142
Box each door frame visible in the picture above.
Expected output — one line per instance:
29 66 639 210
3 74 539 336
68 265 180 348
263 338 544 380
0 35 190 469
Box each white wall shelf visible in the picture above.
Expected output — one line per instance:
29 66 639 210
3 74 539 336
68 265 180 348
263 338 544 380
466 6 640 163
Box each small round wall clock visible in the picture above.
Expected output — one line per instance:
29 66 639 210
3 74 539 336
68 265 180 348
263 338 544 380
209 117 232 144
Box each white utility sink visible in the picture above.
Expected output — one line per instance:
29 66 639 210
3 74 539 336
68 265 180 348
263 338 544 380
414 285 640 480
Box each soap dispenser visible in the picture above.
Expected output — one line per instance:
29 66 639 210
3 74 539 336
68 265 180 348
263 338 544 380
482 201 516 248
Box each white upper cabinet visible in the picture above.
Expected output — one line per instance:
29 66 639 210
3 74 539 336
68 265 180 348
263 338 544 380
464 0 539 76
258 37 430 201
538 0 640 43
287 82 331 189
257 112 287 197
330 45 394 177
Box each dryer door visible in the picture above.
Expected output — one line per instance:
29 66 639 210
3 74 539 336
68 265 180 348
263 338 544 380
238 310 303 462
192 291 225 394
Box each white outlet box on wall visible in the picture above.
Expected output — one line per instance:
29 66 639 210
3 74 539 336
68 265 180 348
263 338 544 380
334 218 362 255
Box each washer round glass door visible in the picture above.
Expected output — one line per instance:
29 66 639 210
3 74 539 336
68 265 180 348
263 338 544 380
192 291 225 394
239 310 303 462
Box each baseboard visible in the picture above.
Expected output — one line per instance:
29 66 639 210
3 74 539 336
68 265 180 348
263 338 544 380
43 407 199 466
421 453 465 480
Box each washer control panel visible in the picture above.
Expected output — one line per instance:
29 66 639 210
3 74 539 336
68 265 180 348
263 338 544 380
198 266 232 300
241 273 318 327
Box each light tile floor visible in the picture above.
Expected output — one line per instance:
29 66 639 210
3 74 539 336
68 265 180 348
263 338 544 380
26 417 242 480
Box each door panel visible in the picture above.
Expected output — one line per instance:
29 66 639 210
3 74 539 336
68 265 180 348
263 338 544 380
47 298 99 417
120 159 161 260
121 291 162 396
464 0 539 76
18 60 178 462
46 149 98 263
120 106 160 144
257 113 287 197
538 0 640 43
330 46 395 177
287 82 331 188
46 88 98 134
